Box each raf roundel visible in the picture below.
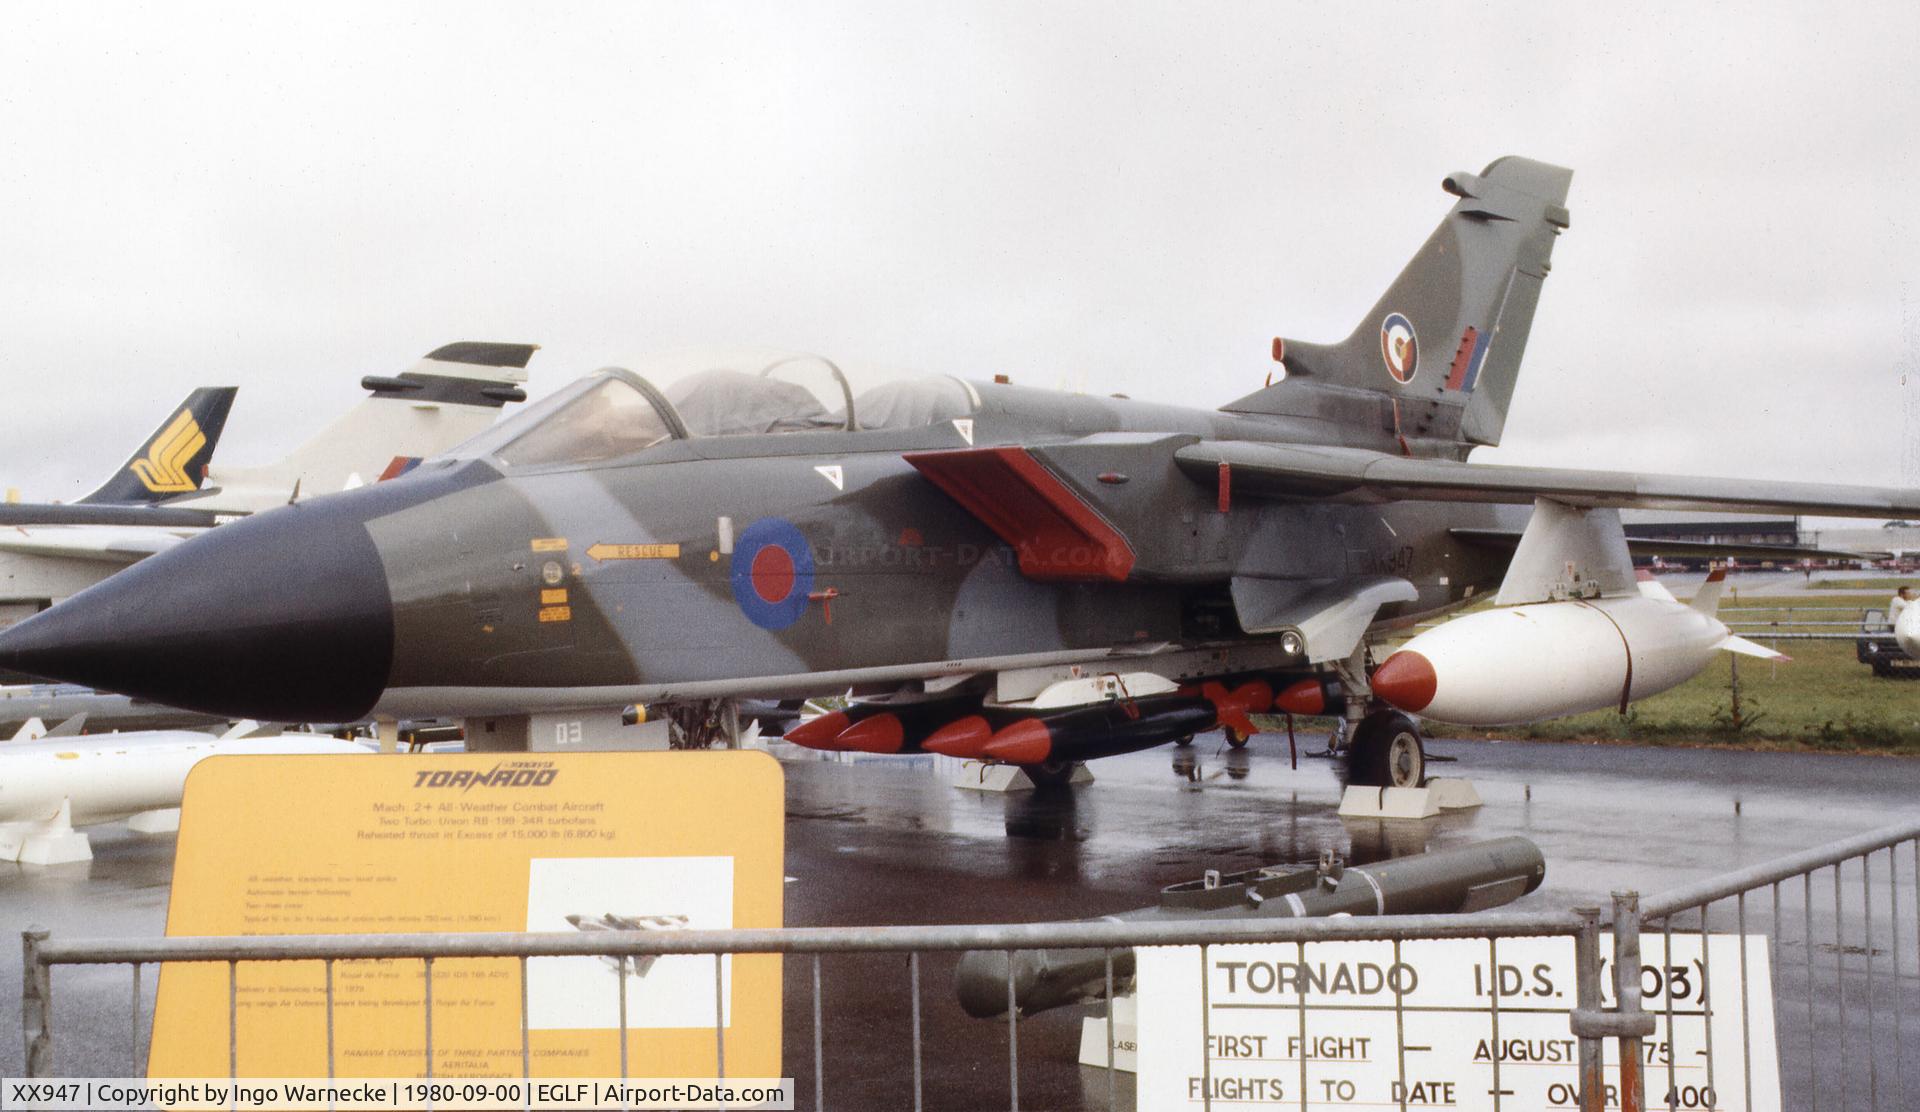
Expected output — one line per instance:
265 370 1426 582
730 517 816 630
1380 312 1419 384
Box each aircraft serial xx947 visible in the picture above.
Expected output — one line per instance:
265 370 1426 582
5 155 1917 787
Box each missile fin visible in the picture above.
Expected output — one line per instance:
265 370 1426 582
1720 635 1789 661
41 714 88 738
1688 567 1730 616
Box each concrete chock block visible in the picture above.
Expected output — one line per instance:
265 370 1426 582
1425 777 1483 811
952 761 1095 791
1337 784 1442 820
1078 994 1138 1073
16 830 93 866
127 808 183 835
954 762 1035 792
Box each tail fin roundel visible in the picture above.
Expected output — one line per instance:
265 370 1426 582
1225 156 1572 452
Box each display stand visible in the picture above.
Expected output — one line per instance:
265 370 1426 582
1 800 92 864
952 761 1095 792
1336 777 1482 819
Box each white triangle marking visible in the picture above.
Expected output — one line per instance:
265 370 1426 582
953 418 974 445
815 464 844 491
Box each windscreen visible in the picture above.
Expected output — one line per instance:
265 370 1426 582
496 376 673 467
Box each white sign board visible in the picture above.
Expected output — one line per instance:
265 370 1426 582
1137 934 1778 1111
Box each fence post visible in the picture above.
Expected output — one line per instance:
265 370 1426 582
22 928 52 1078
1571 908 1607 1112
1612 892 1650 1112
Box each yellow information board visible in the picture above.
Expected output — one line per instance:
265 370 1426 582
149 752 784 1080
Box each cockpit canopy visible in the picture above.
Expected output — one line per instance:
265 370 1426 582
453 350 981 469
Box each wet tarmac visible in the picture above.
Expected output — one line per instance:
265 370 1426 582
5 731 1919 1109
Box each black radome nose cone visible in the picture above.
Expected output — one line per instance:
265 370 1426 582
0 500 394 723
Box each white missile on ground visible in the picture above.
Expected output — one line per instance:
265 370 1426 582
1896 603 1920 659
0 720 367 865
1370 500 1787 727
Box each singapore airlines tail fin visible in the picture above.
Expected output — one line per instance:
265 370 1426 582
78 387 237 505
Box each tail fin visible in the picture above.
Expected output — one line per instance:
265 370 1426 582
79 386 237 505
183 342 535 513
1225 156 1572 452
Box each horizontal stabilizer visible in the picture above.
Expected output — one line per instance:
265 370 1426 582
0 504 223 529
1178 441 1920 519
0 531 185 565
364 341 537 406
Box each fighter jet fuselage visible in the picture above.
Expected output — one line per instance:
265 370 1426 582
10 155 1918 786
4 375 1513 726
361 387 1516 719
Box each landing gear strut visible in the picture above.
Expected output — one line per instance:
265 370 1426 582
664 698 743 749
1346 709 1426 788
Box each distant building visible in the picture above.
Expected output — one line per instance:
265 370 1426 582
1616 511 1912 568
1619 510 1801 548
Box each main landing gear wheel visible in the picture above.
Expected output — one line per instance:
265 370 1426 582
1347 710 1425 788
1022 759 1080 788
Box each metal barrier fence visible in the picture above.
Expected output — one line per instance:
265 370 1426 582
22 817 1920 1111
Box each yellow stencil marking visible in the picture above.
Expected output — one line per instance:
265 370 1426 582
530 537 569 553
540 588 568 605
537 605 572 623
587 543 681 562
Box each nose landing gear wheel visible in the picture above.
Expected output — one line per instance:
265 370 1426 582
1347 710 1425 788
1224 726 1251 749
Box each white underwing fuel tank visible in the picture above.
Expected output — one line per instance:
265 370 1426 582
1371 501 1787 727
1371 588 1781 726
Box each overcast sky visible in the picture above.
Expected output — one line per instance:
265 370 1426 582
3 4 1917 514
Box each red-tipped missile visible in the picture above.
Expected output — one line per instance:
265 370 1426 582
1274 678 1341 716
833 713 905 754
981 698 1224 765
922 715 995 757
981 719 1052 764
783 710 853 749
787 696 984 753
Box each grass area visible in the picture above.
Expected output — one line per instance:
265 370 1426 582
1809 577 1920 592
1378 596 1920 756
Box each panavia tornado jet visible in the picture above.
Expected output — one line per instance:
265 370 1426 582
3 155 1916 788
